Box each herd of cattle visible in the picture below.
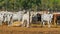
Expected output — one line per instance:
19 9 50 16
0 10 53 28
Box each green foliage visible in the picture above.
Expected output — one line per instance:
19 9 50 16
0 0 60 11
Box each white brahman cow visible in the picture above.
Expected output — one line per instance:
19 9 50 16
22 11 30 27
21 11 36 27
12 11 24 22
0 13 4 25
41 13 53 27
6 12 13 26
1 11 13 26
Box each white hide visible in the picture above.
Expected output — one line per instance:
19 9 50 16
41 14 53 27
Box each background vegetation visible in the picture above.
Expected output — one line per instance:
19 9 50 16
0 0 60 11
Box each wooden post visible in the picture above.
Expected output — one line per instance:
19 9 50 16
54 14 57 27
29 9 30 27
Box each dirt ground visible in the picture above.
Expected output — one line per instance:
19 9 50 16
0 21 60 34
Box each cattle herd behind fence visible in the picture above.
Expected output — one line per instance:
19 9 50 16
0 10 60 28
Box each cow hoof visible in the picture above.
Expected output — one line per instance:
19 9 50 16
0 24 2 26
8 25 12 26
27 26 30 28
26 26 30 28
21 26 25 27
48 26 50 28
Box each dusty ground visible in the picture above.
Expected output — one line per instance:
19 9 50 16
0 21 60 34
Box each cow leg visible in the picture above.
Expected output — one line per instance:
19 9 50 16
26 19 29 27
1 21 2 25
11 19 13 25
8 20 11 26
8 21 10 26
4 18 6 22
9 16 12 25
0 21 2 25
42 20 45 27
23 20 25 27
30 17 32 23
50 20 51 24
48 21 50 28
18 17 20 21
43 21 45 27
21 18 25 27
10 19 13 25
